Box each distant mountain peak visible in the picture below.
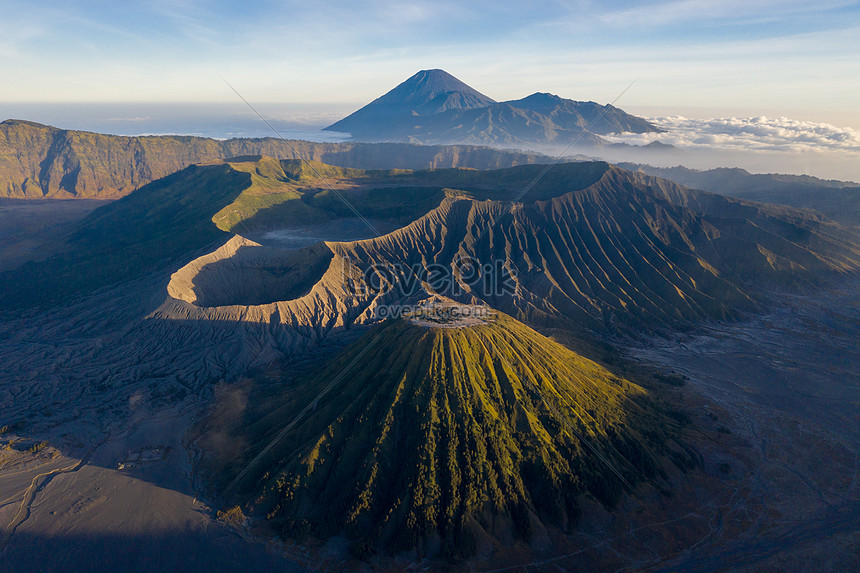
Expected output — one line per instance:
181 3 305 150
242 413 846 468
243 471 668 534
521 92 563 102
326 70 661 142
324 69 495 135
379 69 495 105
394 69 495 99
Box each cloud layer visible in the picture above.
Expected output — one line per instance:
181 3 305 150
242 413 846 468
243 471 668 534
606 115 860 153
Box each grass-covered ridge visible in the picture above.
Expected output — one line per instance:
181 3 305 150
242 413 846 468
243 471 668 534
210 156 612 233
207 310 693 557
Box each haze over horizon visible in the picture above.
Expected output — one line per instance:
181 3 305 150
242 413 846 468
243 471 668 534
2 1 859 180
2 1 858 123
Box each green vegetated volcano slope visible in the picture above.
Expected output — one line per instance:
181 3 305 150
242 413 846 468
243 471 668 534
0 119 548 200
210 312 691 557
209 156 450 232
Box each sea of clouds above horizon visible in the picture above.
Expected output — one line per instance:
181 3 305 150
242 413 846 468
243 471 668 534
605 115 860 153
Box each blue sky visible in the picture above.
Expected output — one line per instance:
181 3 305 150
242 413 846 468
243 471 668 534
1 0 859 127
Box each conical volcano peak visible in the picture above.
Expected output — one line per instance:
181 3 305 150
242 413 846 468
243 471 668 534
387 69 496 105
211 310 693 557
324 69 495 136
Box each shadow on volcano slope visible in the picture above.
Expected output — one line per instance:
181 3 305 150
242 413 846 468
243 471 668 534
0 163 252 309
182 242 335 308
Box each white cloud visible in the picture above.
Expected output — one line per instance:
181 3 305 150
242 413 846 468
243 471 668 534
605 115 860 153
104 116 151 122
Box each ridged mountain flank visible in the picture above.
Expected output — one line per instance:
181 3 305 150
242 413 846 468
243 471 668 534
320 163 860 333
7 156 858 323
204 303 692 557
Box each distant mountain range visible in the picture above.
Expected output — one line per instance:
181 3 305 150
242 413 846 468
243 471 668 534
325 69 661 147
0 119 549 199
2 119 857 230
619 163 860 228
